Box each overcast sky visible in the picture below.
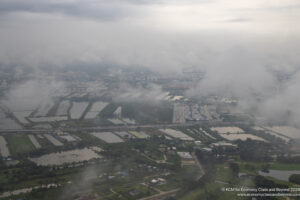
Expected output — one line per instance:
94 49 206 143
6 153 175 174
0 0 299 72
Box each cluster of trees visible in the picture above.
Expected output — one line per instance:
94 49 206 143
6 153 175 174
122 101 173 124
289 174 300 184
229 162 239 177
0 165 57 191
254 175 288 190
236 140 273 162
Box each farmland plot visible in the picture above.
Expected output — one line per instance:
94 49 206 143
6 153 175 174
84 112 99 119
253 126 289 142
0 111 22 129
210 127 244 134
55 100 70 116
34 100 54 117
90 132 124 143
121 118 136 124
28 135 41 149
90 102 109 112
159 129 194 141
220 133 266 142
13 111 32 124
70 102 89 119
265 130 290 142
84 101 108 119
264 126 300 139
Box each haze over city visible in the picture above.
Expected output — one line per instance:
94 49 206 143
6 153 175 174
0 0 300 200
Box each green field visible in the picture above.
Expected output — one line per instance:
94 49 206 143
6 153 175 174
270 162 300 170
215 164 238 183
5 134 36 156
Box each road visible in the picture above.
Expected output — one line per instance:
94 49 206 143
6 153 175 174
0 121 250 134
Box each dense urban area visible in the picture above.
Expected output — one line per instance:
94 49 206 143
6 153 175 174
0 66 299 200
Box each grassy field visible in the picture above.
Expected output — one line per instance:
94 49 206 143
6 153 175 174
5 134 36 156
270 162 300 170
215 164 238 183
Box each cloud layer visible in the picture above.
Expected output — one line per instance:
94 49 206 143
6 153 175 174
0 0 300 125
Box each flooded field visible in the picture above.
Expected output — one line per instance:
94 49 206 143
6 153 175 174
160 129 194 141
84 101 108 119
90 101 108 112
34 100 54 117
44 134 63 146
211 127 244 134
253 126 289 142
108 118 124 125
0 136 10 157
29 148 101 166
265 130 290 142
259 170 300 181
0 117 22 129
55 100 70 116
84 112 99 119
70 102 89 119
220 133 266 142
264 126 300 139
90 132 124 143
28 135 41 149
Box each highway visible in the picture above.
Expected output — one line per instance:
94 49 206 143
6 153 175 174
0 120 251 134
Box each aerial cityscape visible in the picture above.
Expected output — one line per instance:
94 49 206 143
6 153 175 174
0 0 300 199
